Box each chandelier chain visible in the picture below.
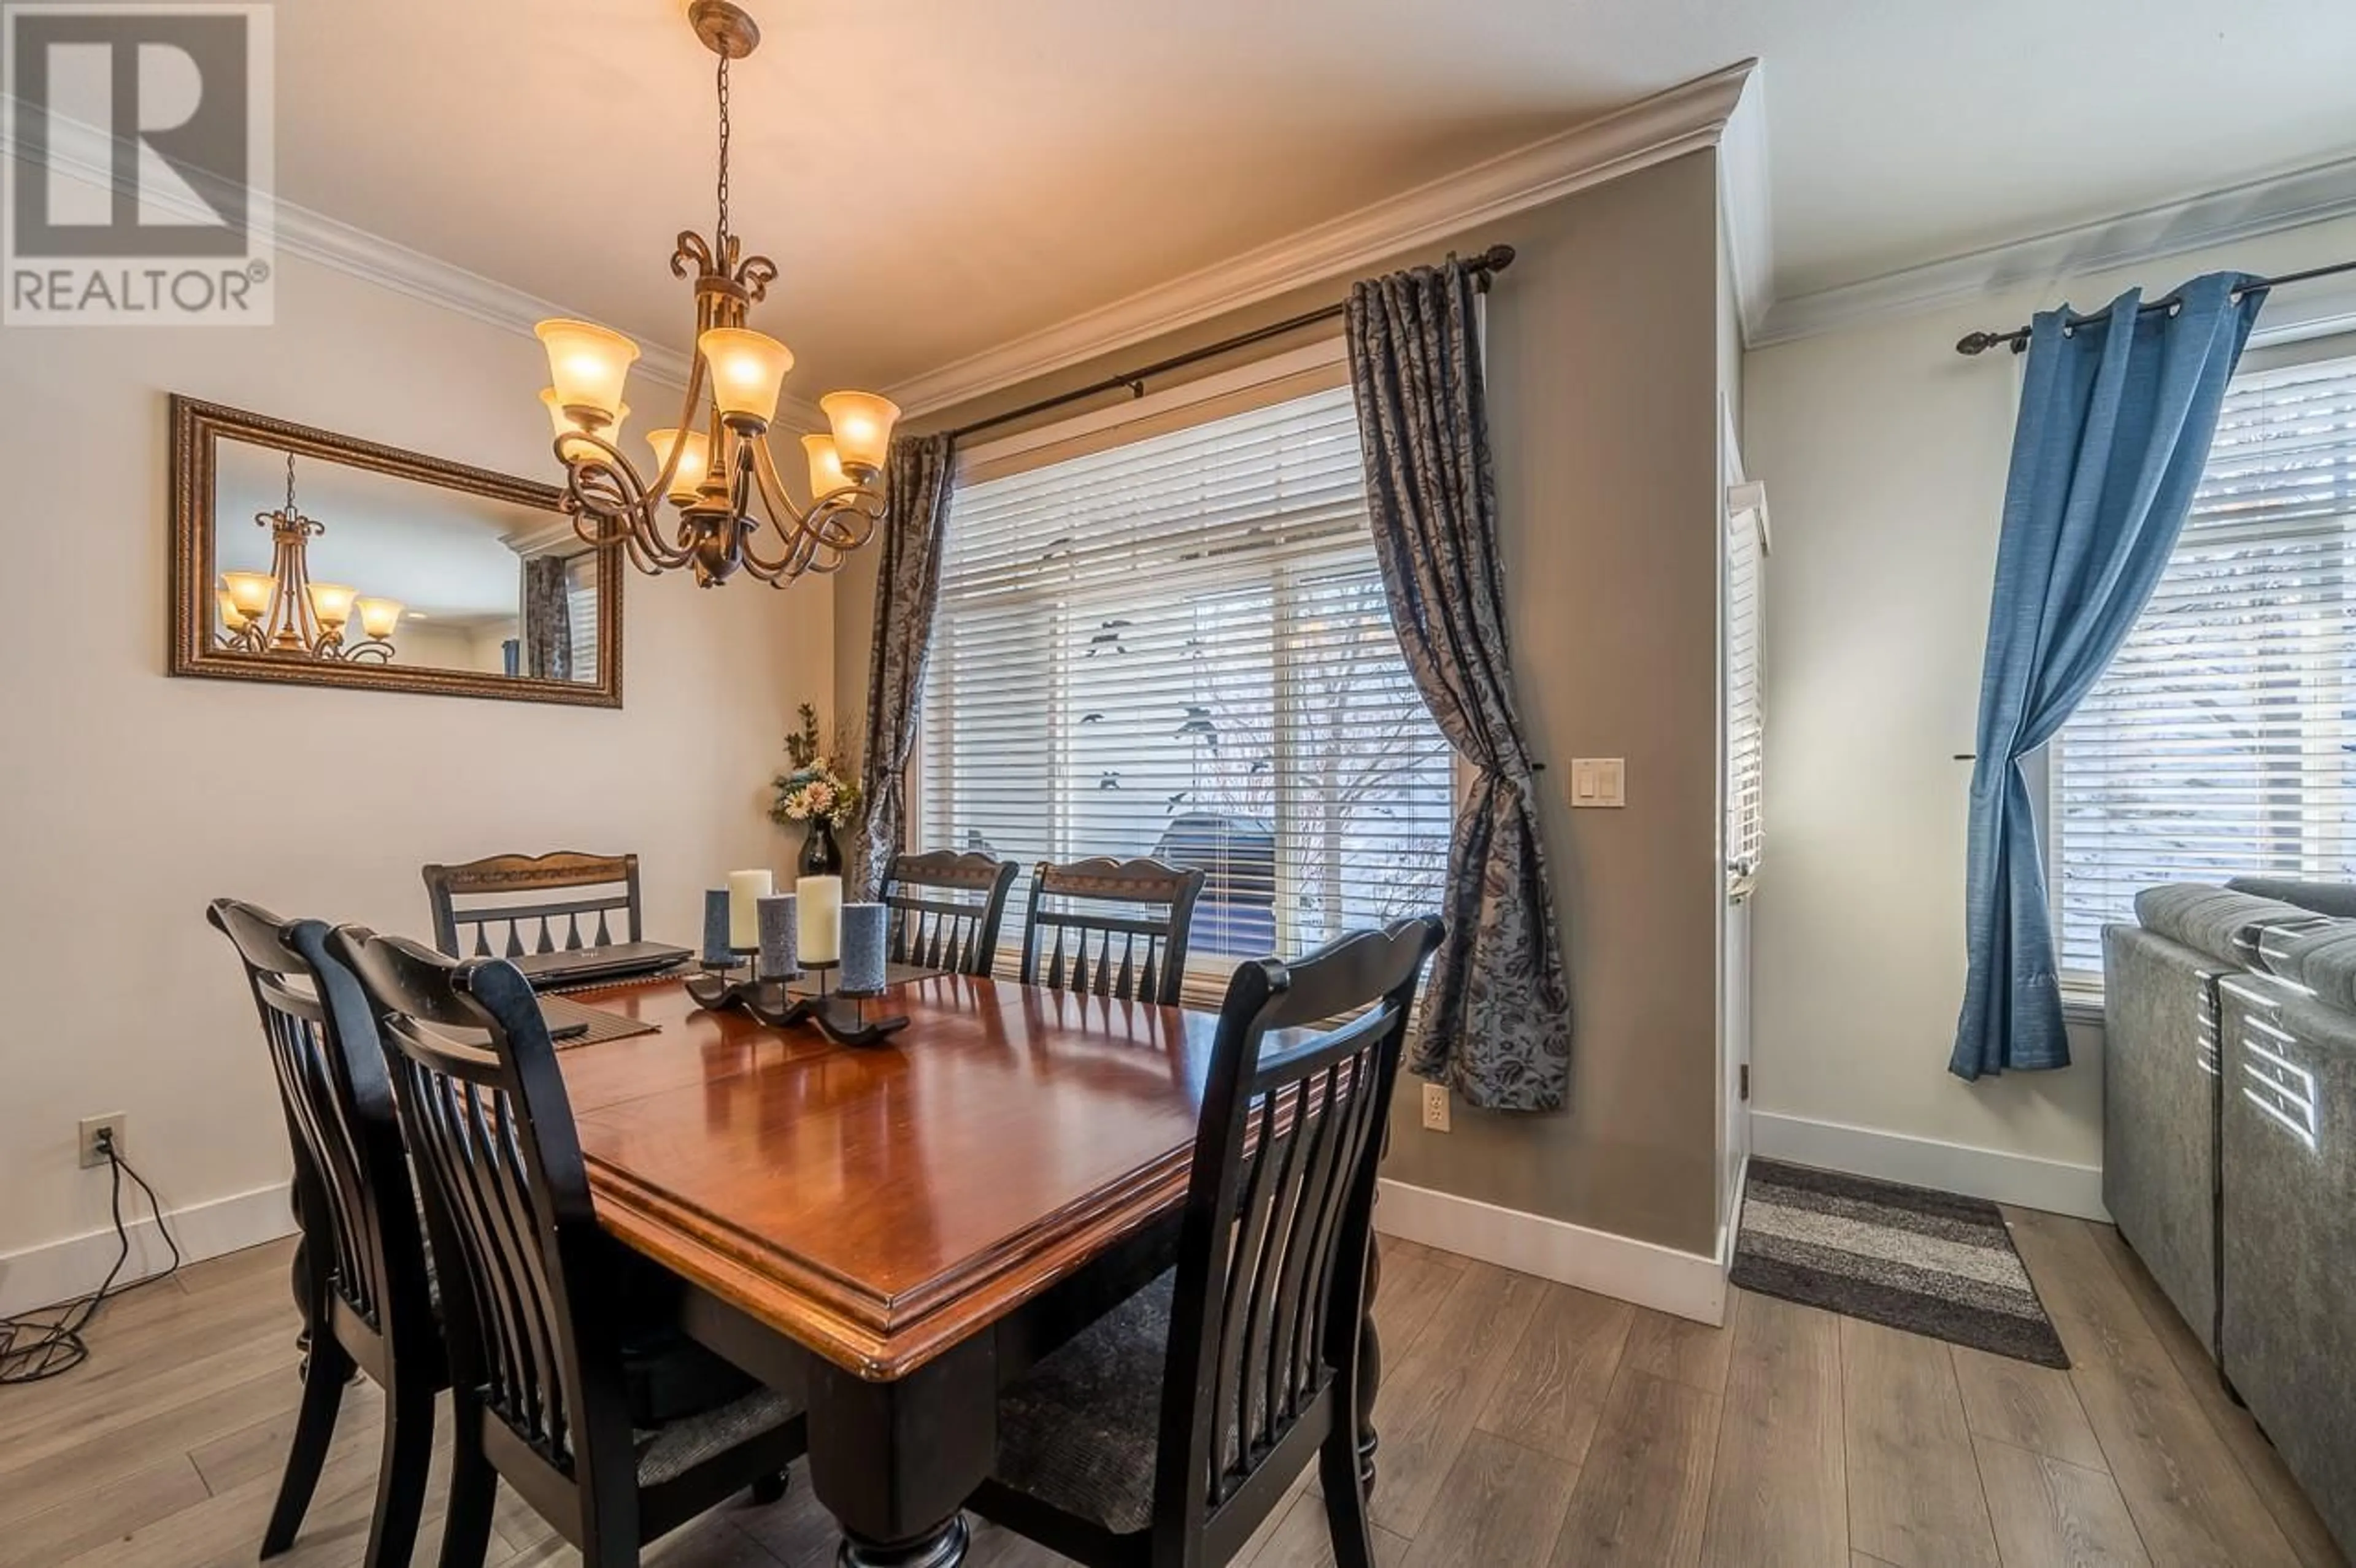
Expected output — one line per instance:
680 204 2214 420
715 54 732 251
283 450 296 515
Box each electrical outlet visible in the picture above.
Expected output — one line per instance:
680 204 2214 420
78 1113 126 1169
1420 1083 1451 1132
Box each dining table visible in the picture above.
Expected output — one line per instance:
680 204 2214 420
552 969 1387 1567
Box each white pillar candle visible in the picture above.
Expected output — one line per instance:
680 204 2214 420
726 869 774 950
796 874 842 965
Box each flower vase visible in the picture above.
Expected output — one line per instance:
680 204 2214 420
799 820 845 877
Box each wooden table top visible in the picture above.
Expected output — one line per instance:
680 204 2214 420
556 974 1222 1381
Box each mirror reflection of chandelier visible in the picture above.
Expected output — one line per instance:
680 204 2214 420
531 0 900 590
216 453 403 663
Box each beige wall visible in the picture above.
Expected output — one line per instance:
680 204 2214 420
0 255 831 1283
842 151 1728 1255
1741 212 2356 1182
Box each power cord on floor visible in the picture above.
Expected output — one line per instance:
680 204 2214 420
0 1132 182 1385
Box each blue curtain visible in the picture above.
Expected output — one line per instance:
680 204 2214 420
1952 272 2268 1081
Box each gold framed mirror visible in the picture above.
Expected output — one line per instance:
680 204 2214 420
168 396 622 706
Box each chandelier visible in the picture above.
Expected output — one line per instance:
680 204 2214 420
216 453 401 663
532 0 900 590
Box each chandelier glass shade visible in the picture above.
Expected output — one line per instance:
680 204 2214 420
215 453 401 663
533 0 900 589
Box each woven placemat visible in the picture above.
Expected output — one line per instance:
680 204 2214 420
537 993 664 1050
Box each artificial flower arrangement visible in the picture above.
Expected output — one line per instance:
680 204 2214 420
769 703 863 831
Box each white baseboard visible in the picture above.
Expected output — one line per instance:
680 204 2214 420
1375 1178 1727 1326
0 1181 297 1318
1715 1151 1750 1275
1747 1112 2108 1223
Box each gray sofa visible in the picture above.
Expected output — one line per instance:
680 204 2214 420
2105 880 2356 1558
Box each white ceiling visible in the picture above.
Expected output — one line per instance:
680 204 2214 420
271 0 2356 395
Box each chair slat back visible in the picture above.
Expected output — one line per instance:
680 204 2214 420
207 899 426 1339
1019 856 1207 1007
880 850 1018 977
335 928 636 1500
422 851 642 959
1157 917 1444 1540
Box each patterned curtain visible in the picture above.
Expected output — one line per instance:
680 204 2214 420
522 555 571 681
850 434 957 898
1347 258 1571 1112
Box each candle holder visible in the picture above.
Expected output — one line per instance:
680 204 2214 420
689 955 909 1045
687 948 801 1017
808 982 911 1048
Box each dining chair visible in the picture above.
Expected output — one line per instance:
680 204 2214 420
207 899 446 1568
422 849 643 958
332 927 805 1568
880 848 1019 977
1020 856 1208 1006
971 915 1446 1567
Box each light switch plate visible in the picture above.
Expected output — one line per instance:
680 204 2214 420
1570 757 1625 807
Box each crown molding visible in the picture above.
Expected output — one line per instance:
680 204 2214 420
1753 150 2356 347
2 93 834 425
1716 63 1774 343
276 201 844 426
887 60 1763 420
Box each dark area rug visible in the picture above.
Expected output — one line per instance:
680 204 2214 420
1729 1159 2069 1368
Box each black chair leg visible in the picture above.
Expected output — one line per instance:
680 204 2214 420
583 1528 641 1568
361 1374 436 1568
262 1336 351 1556
1317 1427 1378 1568
749 1470 788 1505
437 1399 499 1568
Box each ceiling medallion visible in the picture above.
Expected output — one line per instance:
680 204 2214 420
532 0 899 588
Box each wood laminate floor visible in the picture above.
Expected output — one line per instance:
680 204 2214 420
0 1207 2341 1568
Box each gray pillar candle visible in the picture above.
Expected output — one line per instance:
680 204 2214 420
840 902 887 994
757 893 798 978
701 888 733 966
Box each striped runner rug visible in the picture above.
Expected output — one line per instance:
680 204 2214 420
1729 1159 2068 1367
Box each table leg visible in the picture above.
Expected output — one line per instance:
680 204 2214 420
1357 1232 1382 1491
838 1518 969 1568
803 1336 994 1568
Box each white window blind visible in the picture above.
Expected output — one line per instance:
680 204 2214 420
918 380 1454 969
565 553 598 683
2054 354 2356 972
1726 486 1767 894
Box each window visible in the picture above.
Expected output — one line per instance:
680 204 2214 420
917 368 1453 969
2053 353 2356 973
564 552 599 684
1726 480 1768 896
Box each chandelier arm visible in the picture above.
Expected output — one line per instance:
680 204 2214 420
806 491 884 558
551 345 711 534
780 492 880 580
631 525 669 574
739 438 823 577
749 436 885 558
553 431 698 574
647 351 714 499
746 435 815 527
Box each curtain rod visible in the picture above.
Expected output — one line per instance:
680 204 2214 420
942 244 1517 444
1954 257 2356 356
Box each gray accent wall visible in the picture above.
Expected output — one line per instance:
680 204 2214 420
841 150 1727 1256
